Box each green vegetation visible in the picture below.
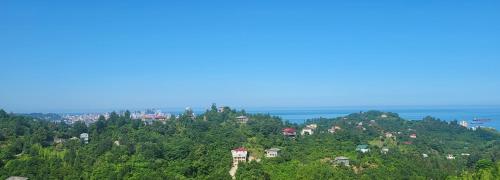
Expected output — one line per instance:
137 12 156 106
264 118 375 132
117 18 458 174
0 106 499 179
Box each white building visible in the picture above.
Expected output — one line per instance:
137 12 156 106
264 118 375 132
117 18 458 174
381 147 389 154
80 133 89 144
231 147 248 165
306 124 318 129
236 116 249 124
328 126 336 133
265 148 280 158
385 132 393 138
459 121 468 128
301 127 314 135
447 154 455 160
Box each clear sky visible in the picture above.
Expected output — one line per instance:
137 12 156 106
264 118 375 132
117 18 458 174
1 0 499 112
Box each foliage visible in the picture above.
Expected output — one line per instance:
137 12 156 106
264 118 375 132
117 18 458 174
0 108 498 179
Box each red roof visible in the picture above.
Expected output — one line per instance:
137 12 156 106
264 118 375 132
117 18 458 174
233 147 247 152
403 141 413 145
282 128 296 133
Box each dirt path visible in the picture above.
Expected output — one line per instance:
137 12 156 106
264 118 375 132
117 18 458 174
229 164 238 179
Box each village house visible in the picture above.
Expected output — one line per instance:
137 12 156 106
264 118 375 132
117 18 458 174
334 156 350 166
306 124 318 129
231 147 248 165
381 114 388 118
410 134 417 139
328 127 336 133
447 154 455 160
218 106 228 113
80 133 89 144
236 116 249 124
356 144 370 153
368 120 376 127
459 121 468 128
282 128 297 137
461 153 471 156
381 147 389 154
422 154 429 158
301 127 314 135
53 137 65 144
265 148 281 158
385 132 393 138
328 125 342 133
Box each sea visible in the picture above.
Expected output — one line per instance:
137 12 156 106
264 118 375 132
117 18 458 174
243 106 500 131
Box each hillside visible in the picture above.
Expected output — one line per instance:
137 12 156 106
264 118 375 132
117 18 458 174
0 107 499 179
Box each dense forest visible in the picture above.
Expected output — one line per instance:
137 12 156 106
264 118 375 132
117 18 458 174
0 105 499 179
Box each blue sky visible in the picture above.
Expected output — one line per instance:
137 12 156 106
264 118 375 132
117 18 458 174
1 0 499 112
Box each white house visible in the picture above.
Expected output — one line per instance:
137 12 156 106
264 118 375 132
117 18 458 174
236 116 249 124
381 147 389 154
447 154 455 160
422 154 429 158
356 145 370 153
265 148 280 158
459 121 468 128
328 127 336 133
385 132 393 138
301 127 314 135
231 147 248 165
306 124 318 129
80 133 89 144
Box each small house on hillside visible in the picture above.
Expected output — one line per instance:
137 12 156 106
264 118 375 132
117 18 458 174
381 147 389 154
236 116 249 124
53 137 65 144
334 156 350 166
231 147 248 165
447 154 455 160
265 148 281 158
381 114 388 118
301 127 314 135
410 134 417 139
282 128 297 137
422 154 429 158
218 106 227 113
328 127 336 133
385 132 393 138
80 133 89 144
356 145 370 153
306 124 318 129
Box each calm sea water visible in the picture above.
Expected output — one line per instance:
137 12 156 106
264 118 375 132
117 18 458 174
245 106 500 130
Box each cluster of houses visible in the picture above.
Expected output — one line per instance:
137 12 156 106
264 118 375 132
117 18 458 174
230 147 281 166
53 133 89 145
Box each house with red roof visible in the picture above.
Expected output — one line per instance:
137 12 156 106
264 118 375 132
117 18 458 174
231 147 248 165
410 134 417 139
282 128 297 137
